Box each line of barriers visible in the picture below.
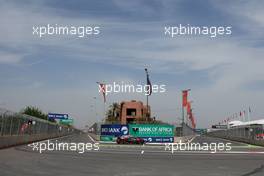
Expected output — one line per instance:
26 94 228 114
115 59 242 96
0 108 79 148
208 124 264 146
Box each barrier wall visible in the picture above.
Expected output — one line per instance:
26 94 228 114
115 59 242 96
0 108 78 149
207 125 264 147
182 123 196 136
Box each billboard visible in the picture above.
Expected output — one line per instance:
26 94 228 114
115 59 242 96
101 124 129 137
48 113 68 120
141 137 174 143
59 118 73 125
129 124 174 137
100 136 115 142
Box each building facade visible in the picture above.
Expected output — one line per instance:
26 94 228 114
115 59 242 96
120 100 150 124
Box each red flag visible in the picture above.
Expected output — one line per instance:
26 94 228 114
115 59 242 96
187 101 191 115
182 90 188 107
191 114 196 128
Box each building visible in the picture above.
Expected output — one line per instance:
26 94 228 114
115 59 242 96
228 119 264 128
120 100 150 124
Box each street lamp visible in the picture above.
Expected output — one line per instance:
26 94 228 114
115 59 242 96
93 97 97 119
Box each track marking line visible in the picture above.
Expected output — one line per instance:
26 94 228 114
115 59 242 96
87 134 95 143
187 135 197 144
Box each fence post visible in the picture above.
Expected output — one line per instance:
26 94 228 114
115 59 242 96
17 117 21 135
9 115 13 136
1 111 7 136
0 113 3 136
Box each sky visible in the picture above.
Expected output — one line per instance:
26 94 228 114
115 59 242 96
0 0 264 128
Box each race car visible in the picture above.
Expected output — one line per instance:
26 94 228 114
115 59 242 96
116 135 145 145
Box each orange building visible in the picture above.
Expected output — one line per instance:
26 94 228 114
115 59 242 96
120 100 150 124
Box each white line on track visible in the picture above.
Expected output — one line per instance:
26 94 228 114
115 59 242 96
87 134 95 143
96 149 264 155
187 135 197 143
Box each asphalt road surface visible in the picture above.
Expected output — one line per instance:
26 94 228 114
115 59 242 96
1 134 264 176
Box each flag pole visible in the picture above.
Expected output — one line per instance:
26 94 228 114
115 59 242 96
96 81 106 123
145 68 148 119
248 107 251 122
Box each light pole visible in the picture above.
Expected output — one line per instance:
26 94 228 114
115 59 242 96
145 68 151 119
93 97 97 119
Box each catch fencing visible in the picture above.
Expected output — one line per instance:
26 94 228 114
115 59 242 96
0 108 78 148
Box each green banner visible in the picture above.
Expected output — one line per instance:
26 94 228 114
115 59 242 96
100 136 115 141
59 118 73 125
129 124 174 137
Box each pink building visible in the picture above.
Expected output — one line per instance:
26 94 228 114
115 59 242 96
120 100 150 124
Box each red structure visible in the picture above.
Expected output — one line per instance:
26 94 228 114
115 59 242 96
120 100 150 124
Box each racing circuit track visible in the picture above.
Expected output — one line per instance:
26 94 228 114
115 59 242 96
1 134 264 176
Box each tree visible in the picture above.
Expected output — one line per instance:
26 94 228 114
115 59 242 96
21 106 55 122
105 102 120 123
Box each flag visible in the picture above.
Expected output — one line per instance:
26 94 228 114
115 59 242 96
98 83 106 103
191 114 196 129
249 107 252 113
182 90 188 107
187 101 191 115
146 71 152 96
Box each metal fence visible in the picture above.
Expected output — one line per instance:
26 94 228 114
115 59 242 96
208 124 264 146
0 108 74 137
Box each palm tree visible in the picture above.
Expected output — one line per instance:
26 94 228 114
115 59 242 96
105 102 120 123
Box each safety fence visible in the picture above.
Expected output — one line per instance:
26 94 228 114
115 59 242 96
0 108 78 148
207 124 264 146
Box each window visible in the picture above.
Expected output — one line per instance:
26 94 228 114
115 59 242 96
126 108 136 116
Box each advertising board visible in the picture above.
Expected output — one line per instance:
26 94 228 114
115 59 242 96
101 124 129 137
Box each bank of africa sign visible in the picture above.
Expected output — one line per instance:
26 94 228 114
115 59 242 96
129 124 174 137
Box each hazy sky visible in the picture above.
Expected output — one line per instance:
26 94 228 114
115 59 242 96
0 0 264 128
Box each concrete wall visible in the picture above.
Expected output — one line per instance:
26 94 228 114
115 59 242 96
207 128 264 147
0 131 76 149
182 123 196 136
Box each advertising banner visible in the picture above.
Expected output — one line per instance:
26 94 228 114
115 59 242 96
141 137 174 143
100 136 115 141
129 124 174 137
48 113 69 120
101 124 129 137
59 118 73 125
